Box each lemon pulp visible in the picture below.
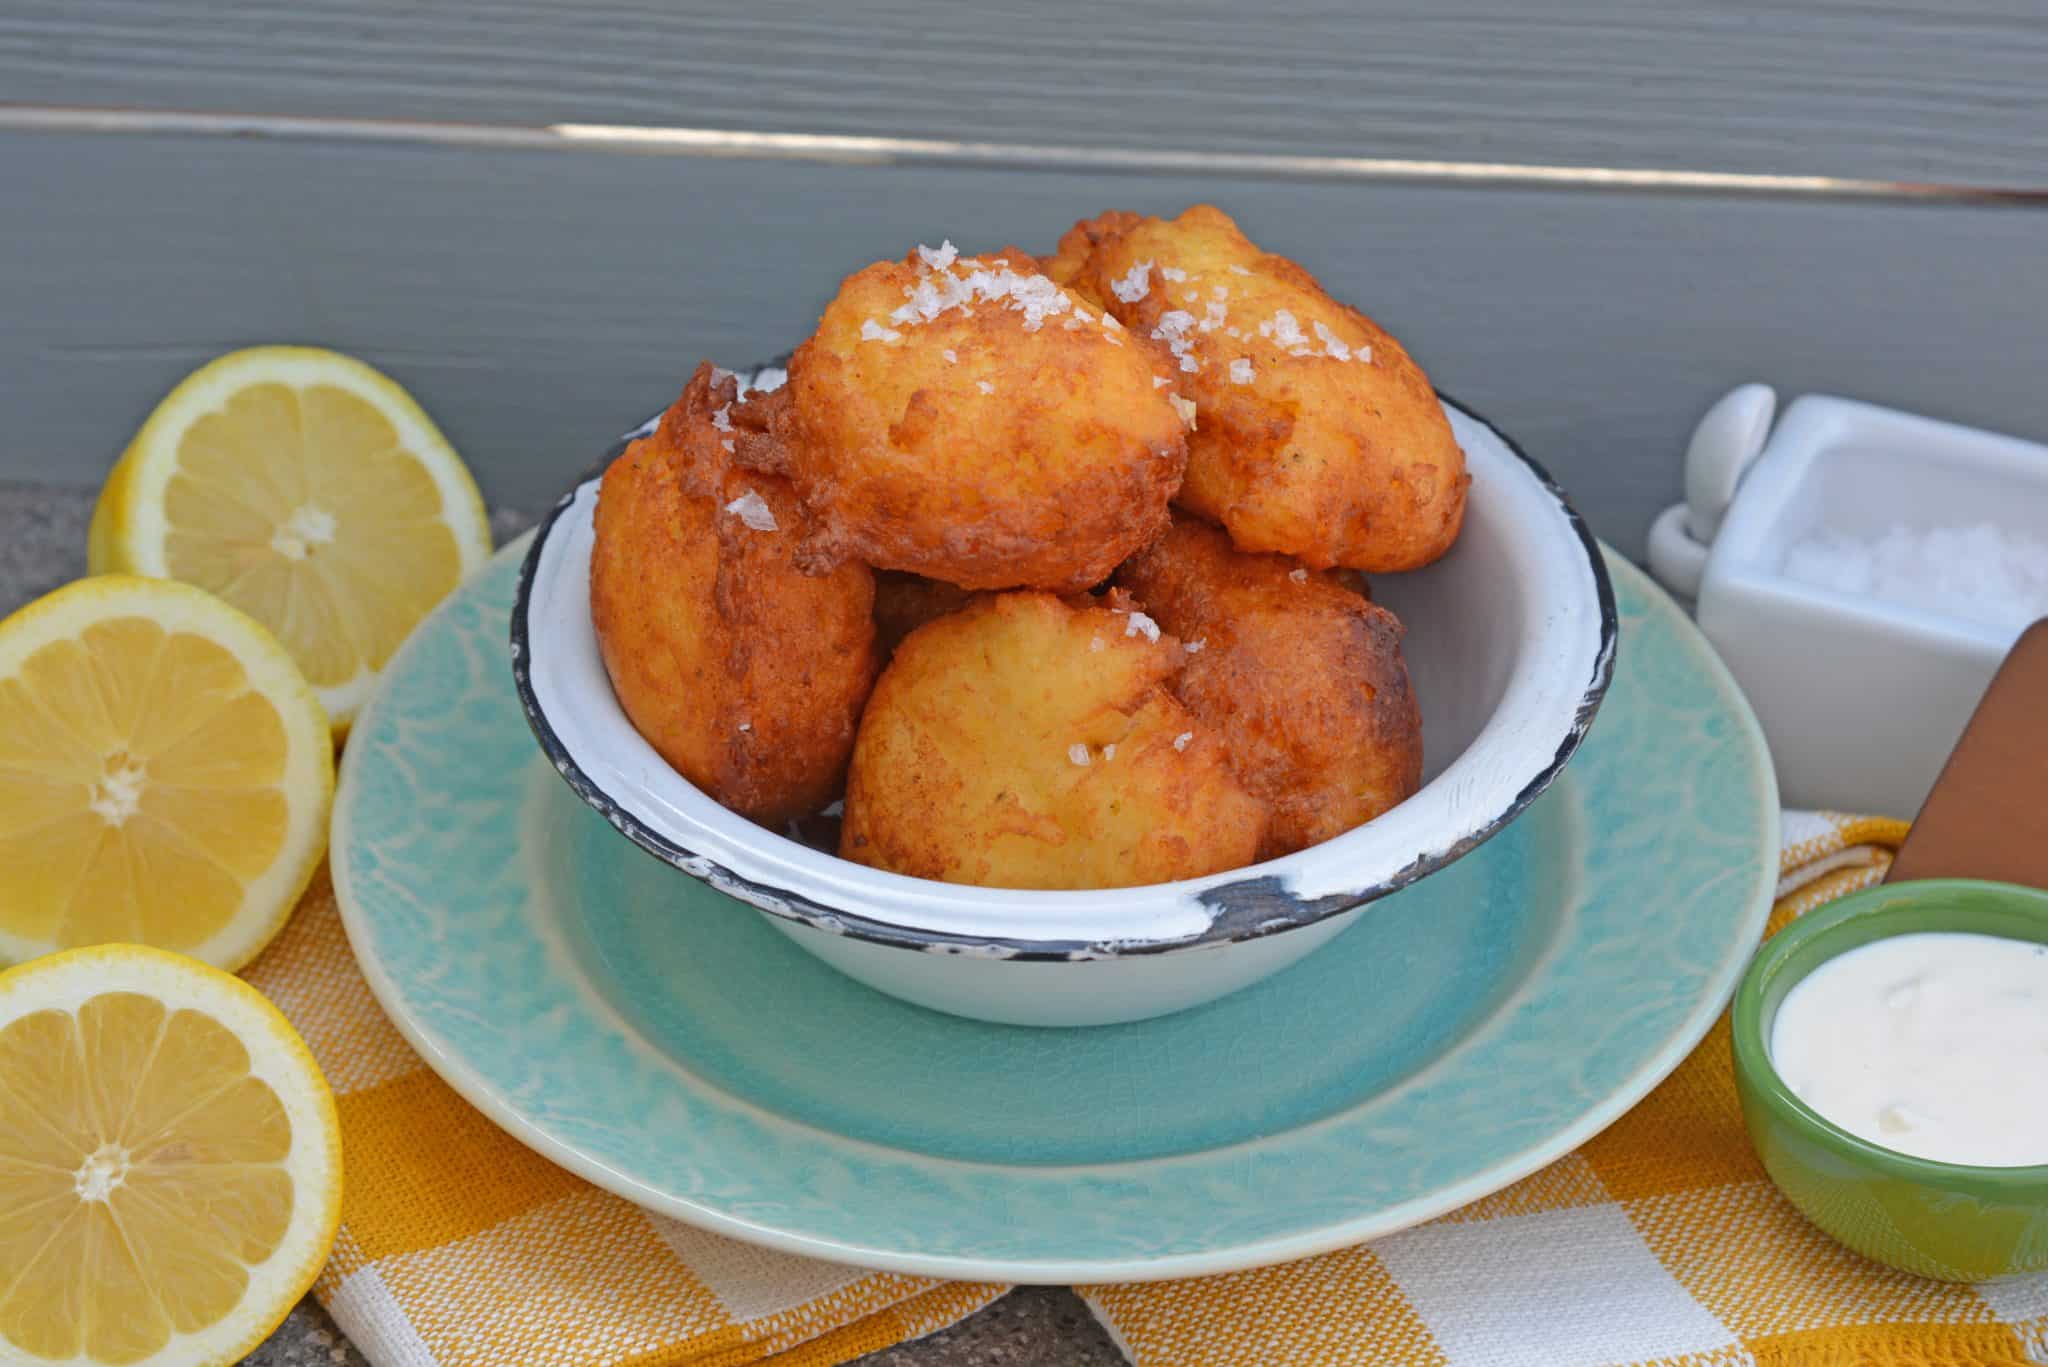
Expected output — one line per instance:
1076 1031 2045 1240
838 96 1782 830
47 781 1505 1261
0 947 341 1366
90 347 492 733
0 578 332 971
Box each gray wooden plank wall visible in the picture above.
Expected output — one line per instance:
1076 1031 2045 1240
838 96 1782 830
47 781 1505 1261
5 0 2047 184
8 127 2045 560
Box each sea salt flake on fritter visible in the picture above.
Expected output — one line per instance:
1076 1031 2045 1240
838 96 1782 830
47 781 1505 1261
724 489 779 532
1111 260 1153 303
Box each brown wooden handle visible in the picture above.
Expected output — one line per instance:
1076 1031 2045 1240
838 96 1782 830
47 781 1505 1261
1887 618 2048 888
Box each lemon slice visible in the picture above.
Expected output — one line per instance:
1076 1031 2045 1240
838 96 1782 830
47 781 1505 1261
0 576 333 971
89 346 492 734
0 943 342 1366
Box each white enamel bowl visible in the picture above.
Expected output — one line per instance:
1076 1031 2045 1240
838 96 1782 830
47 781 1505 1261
513 398 1616 1026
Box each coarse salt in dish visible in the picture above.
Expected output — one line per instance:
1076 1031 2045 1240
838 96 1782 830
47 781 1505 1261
1782 522 2048 639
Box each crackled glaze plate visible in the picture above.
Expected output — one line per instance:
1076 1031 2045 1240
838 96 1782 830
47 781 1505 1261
333 535 1775 1282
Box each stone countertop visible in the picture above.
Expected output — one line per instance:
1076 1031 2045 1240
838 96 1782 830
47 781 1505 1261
0 482 1126 1367
246 1287 1125 1367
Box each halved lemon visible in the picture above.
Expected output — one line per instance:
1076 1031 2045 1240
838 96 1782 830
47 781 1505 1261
0 576 332 971
0 943 342 1366
89 346 492 735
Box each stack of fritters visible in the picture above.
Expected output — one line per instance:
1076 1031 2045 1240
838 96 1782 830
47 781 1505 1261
592 207 1462 889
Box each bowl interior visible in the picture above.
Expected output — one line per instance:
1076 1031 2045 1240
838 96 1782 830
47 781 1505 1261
514 398 1614 949
1734 878 2048 1186
1376 430 1545 786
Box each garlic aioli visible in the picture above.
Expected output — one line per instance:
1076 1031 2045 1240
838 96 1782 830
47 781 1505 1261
1769 932 2048 1167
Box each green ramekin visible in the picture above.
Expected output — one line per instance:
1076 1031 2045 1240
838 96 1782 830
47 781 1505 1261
1731 878 2048 1282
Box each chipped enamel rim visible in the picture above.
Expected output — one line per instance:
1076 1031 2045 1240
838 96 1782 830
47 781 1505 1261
511 393 1617 960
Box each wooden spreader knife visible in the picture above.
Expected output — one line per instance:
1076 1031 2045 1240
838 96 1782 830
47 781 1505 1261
1886 618 2048 890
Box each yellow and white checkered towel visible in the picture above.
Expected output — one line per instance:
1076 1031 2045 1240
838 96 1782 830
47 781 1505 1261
246 810 2048 1367
244 876 1005 1366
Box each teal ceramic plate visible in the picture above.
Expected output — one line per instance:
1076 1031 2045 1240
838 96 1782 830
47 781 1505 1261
333 536 1776 1282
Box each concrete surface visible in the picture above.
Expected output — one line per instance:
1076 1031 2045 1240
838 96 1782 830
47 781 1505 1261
238 1286 1125 1366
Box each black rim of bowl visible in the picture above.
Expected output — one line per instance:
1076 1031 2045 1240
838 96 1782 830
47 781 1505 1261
509 391 1620 960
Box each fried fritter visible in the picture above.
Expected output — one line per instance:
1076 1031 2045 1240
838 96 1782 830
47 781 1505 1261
590 363 878 827
841 591 1267 888
1040 209 1142 309
752 243 1190 592
1116 516 1422 858
872 571 981 655
1066 204 1468 571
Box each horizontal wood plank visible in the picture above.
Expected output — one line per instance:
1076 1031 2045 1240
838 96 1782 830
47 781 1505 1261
4 129 2044 558
1 0 2045 187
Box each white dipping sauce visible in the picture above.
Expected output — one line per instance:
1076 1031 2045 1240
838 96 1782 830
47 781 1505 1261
1770 931 2048 1167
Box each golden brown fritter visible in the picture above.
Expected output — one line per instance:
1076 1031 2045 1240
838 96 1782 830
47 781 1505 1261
590 363 879 827
752 243 1190 593
1116 516 1422 858
1040 209 1143 309
1064 205 1469 572
872 571 981 656
841 591 1267 888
